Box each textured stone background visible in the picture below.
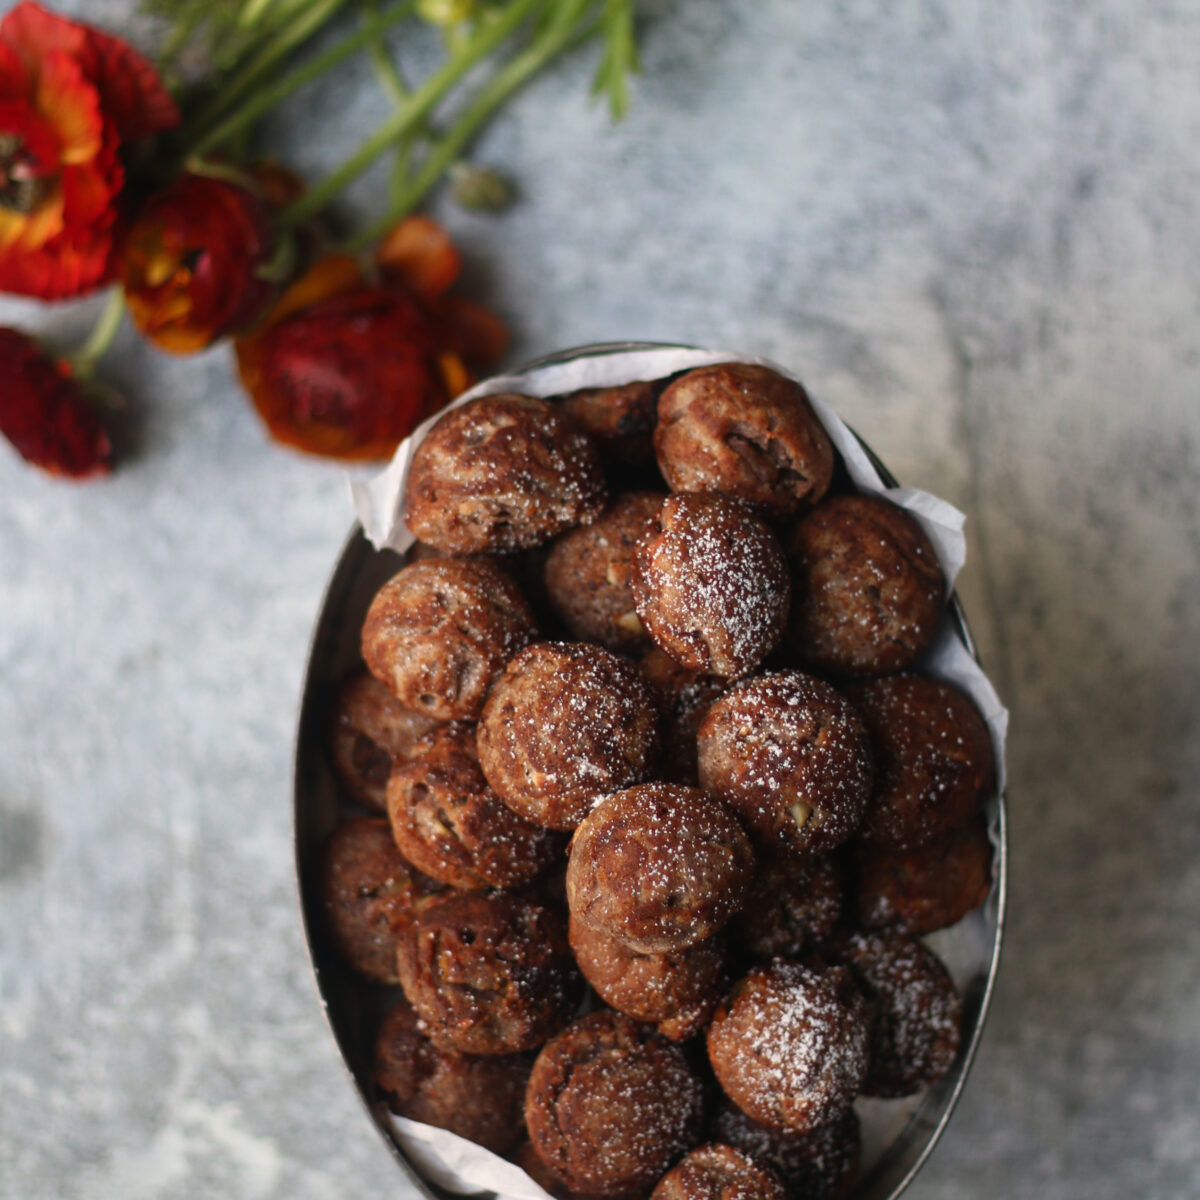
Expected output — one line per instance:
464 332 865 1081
2 1 1199 1197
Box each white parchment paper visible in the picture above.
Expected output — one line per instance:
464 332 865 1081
350 346 1010 1198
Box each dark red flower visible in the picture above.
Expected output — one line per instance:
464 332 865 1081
0 2 178 300
235 257 449 460
121 171 283 355
0 327 110 478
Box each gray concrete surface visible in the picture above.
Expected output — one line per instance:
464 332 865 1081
2 1 1199 1196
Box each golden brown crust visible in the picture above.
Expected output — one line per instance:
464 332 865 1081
730 854 843 962
786 494 944 677
566 783 755 954
326 668 439 812
405 393 608 554
649 1143 787 1200
477 642 659 831
560 381 659 465
655 363 834 517
697 671 873 857
373 998 530 1153
638 648 727 786
632 494 790 678
847 673 994 848
543 491 666 652
706 961 869 1135
710 1101 861 1200
396 890 582 1055
836 930 962 1098
525 1011 706 1196
568 916 725 1041
852 819 993 936
318 818 441 985
361 557 538 721
385 723 562 890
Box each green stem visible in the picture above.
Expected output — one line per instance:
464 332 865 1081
277 0 544 229
70 290 125 378
189 0 417 157
178 0 350 148
364 2 411 107
348 0 596 247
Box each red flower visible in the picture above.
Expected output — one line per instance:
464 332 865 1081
235 256 450 460
0 327 110 478
0 2 178 300
121 171 283 355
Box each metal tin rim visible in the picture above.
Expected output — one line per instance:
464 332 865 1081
291 342 1008 1200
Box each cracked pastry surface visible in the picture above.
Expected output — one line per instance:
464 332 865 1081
654 362 834 518
362 557 538 721
405 392 607 554
543 490 666 652
524 1010 706 1196
326 667 438 812
318 817 442 985
385 722 561 890
395 890 581 1055
566 782 755 954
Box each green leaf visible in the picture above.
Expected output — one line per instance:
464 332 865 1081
591 0 638 120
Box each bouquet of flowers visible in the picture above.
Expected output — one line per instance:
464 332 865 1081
0 0 638 476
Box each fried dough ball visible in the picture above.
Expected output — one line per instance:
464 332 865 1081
730 854 843 962
847 673 994 848
385 723 561 890
787 493 944 677
650 1143 787 1200
543 491 666 651
478 642 659 831
568 916 726 1041
326 668 438 812
512 1142 646 1200
318 817 441 985
638 647 727 785
373 998 529 1153
852 818 993 936
706 961 869 1135
525 1010 706 1196
697 671 873 857
837 930 962 1098
567 783 755 954
560 380 659 465
396 890 581 1055
361 557 537 721
654 363 834 517
632 494 789 678
405 393 608 554
710 1100 861 1200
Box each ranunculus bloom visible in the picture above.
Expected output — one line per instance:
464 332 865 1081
121 172 281 355
0 327 110 478
235 257 450 460
0 2 178 299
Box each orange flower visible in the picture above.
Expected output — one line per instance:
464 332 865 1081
0 2 177 299
236 218 508 460
0 327 110 478
236 257 449 461
120 171 282 355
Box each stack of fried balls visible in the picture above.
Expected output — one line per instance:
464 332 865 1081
318 363 996 1200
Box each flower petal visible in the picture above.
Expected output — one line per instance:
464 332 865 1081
36 49 101 164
